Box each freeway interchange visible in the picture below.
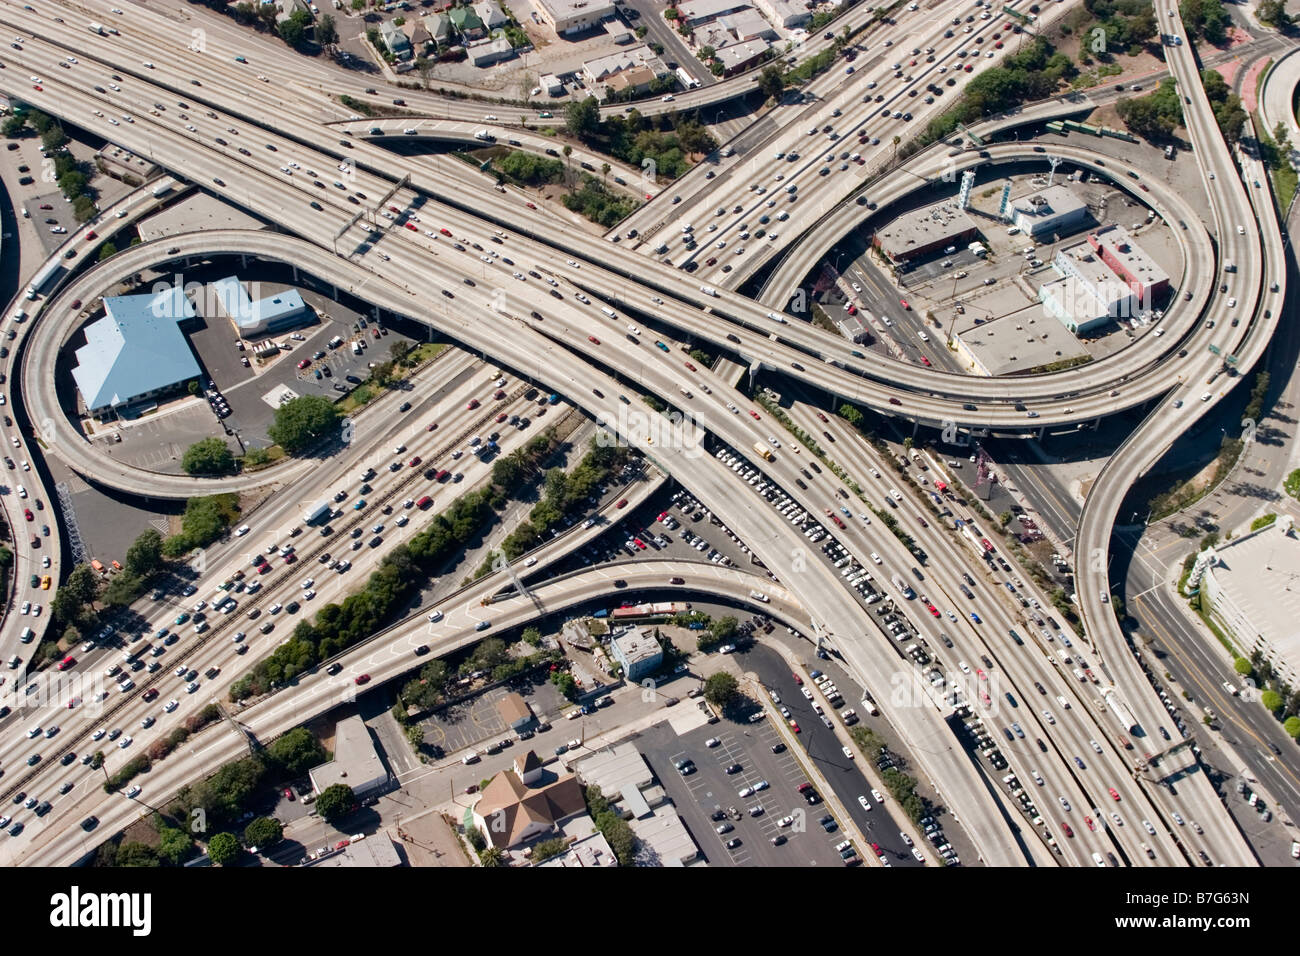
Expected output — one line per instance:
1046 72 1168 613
0 0 1283 869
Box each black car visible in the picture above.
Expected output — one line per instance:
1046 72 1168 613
326 662 342 675
398 402 411 412
310 201 323 211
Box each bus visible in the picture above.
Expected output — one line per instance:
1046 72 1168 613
752 441 774 462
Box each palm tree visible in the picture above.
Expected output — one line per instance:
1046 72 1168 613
600 161 610 187
562 144 573 185
892 134 901 163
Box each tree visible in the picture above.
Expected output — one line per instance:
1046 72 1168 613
243 816 283 848
370 360 397 388
155 817 194 865
2 114 26 137
317 13 339 46
564 97 599 138
1261 690 1284 712
267 727 326 774
521 626 542 646
600 161 611 186
98 242 118 262
103 571 144 607
999 511 1013 527
479 846 506 866
207 832 241 865
711 616 738 643
1234 657 1253 676
125 528 163 580
268 395 341 455
405 724 425 749
703 672 739 709
561 143 574 184
315 783 356 823
758 64 784 99
1258 0 1293 28
182 437 236 476
1285 716 1300 739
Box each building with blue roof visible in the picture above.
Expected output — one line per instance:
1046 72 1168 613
71 285 201 418
211 276 315 337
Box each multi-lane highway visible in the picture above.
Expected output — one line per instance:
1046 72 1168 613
0 0 1284 868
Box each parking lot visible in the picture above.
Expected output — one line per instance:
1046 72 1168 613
418 679 569 758
639 715 853 867
189 278 417 453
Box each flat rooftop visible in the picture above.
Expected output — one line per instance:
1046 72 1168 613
954 307 1091 376
874 199 979 258
538 0 615 19
1010 183 1088 226
1207 521 1300 673
1089 224 1169 290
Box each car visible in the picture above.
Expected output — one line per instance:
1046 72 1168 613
354 674 371 685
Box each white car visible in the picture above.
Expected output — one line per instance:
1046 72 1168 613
268 603 283 615
118 736 133 749
705 737 720 748
126 786 141 798
164 699 179 713
870 788 884 803
236 525 250 536
870 552 882 564
858 795 871 811
958 661 971 674
842 746 854 759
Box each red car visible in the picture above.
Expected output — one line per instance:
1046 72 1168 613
467 399 480 410
493 389 506 400
684 361 697 371
899 298 911 310
284 788 295 801
889 397 902 406
792 673 803 685
335 839 350 849
616 498 628 509
846 304 857 315
927 605 940 618
496 413 507 423
57 656 76 671
920 356 931 367
354 674 370 685
404 222 417 231
426 422 438 431
142 688 159 702
1085 816 1096 832
408 456 422 467
388 205 401 213
748 410 761 420
85 230 97 239
439 227 452 237
790 720 801 734
816 412 828 423
1108 788 1121 801
258 563 271 574
23 509 33 521
965 64 973 72
283 553 298 564
525 201 536 210
1061 822 1073 838
588 335 600 344
297 358 311 369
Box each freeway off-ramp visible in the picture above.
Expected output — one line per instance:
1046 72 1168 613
0 0 1282 868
